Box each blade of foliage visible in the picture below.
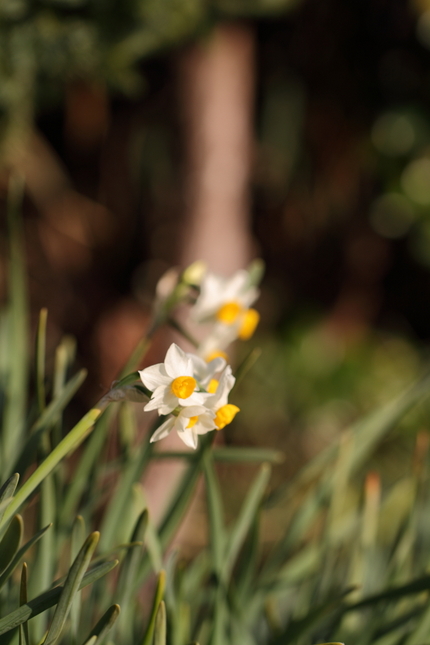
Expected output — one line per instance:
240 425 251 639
0 515 23 576
12 369 88 478
84 604 120 645
203 454 225 577
59 407 114 526
345 574 430 611
18 563 29 645
35 308 47 414
0 474 19 524
269 589 354 645
267 372 430 508
0 524 51 590
44 532 100 645
141 570 166 645
0 406 104 533
233 347 262 389
154 601 167 645
2 175 28 473
222 464 271 582
70 516 86 643
29 472 56 642
99 411 152 551
0 559 118 635
116 510 148 637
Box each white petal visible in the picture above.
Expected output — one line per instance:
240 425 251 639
188 354 208 381
150 417 175 442
177 428 198 449
179 391 210 407
223 270 249 300
164 344 193 378
180 405 208 418
207 366 235 409
139 364 170 390
195 415 216 434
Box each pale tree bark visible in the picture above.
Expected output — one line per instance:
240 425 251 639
179 21 256 274
144 23 257 535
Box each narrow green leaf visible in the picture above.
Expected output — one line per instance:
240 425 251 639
203 455 225 577
223 464 271 581
99 412 152 552
19 563 29 645
150 447 284 464
116 510 148 616
0 406 104 534
0 523 51 590
70 516 86 643
233 347 262 389
345 574 430 611
29 472 56 642
213 447 284 463
141 571 166 645
35 309 47 414
13 369 88 478
81 637 97 645
44 532 100 645
154 601 166 645
51 336 76 447
269 589 353 645
0 559 118 636
59 407 114 526
2 174 28 472
267 372 430 509
0 474 19 524
84 604 120 645
0 515 23 575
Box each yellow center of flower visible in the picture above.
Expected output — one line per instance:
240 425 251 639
171 376 196 399
207 379 219 394
214 404 240 430
205 350 229 363
216 301 242 324
238 308 260 340
186 416 198 429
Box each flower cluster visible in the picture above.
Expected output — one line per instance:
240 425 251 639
139 343 240 449
139 265 262 448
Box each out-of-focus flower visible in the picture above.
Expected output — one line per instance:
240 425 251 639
139 343 208 415
192 269 260 351
149 405 216 449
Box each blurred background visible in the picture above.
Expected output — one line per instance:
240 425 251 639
3 0 430 520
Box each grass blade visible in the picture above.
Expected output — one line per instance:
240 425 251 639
0 406 104 534
203 455 225 577
141 571 166 645
0 515 23 575
0 559 118 636
35 308 47 414
154 601 166 645
44 532 100 645
18 563 29 645
0 523 51 590
222 464 271 582
84 604 120 645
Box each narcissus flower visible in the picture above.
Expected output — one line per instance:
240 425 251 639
139 343 207 415
192 269 260 346
149 405 216 449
